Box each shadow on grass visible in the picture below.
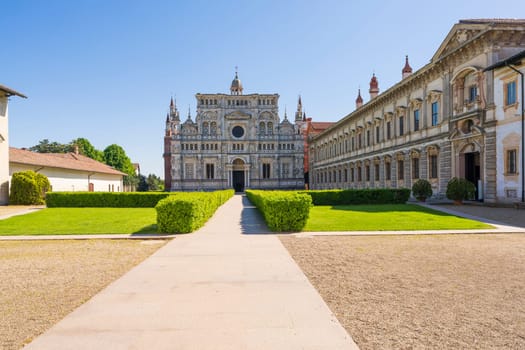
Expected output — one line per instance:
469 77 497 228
239 195 274 235
133 224 158 233
130 224 166 236
329 204 460 217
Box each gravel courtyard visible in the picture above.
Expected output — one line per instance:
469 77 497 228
280 233 525 350
0 239 167 350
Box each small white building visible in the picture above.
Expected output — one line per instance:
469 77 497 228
0 84 27 204
9 147 126 192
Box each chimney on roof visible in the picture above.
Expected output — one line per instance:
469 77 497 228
73 144 79 155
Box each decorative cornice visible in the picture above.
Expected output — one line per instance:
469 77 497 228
312 24 525 145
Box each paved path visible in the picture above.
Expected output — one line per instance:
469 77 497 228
24 195 358 350
430 203 525 229
0 205 43 220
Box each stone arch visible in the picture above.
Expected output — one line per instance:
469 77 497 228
451 66 485 113
395 151 406 161
410 148 421 158
458 141 482 154
259 111 274 120
450 66 481 83
232 158 245 170
426 144 440 154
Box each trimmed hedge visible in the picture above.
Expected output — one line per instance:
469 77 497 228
299 188 411 205
46 192 171 207
9 171 51 205
246 190 312 232
156 189 234 233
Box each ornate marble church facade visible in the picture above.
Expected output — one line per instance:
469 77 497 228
309 19 525 204
163 73 305 192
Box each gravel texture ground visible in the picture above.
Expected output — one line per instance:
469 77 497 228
280 234 525 350
0 239 167 350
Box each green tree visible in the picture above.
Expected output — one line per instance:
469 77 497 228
146 174 164 191
29 139 72 153
103 144 137 189
103 144 135 175
124 174 140 189
137 175 148 191
72 137 103 161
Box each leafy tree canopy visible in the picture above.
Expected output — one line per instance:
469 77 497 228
103 144 135 176
146 174 164 191
71 137 104 162
29 139 73 153
137 175 148 192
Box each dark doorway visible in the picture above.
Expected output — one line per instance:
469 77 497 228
233 171 245 192
464 152 480 200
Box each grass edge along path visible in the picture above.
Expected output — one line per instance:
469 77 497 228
0 208 157 235
304 204 493 231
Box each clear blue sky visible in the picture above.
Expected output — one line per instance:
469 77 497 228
3 0 524 177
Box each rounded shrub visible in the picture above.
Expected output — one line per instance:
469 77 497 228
9 171 51 205
446 177 476 202
412 179 433 201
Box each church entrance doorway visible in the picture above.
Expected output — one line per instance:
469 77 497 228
464 151 481 200
232 158 246 192
233 171 245 192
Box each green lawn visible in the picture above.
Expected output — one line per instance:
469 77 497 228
304 204 493 231
0 208 157 235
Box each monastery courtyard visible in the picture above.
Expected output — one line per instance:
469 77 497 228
1 197 524 349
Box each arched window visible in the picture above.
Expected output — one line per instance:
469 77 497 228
267 122 273 135
259 122 266 135
451 67 482 115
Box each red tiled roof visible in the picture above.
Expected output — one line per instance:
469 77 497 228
9 148 126 176
310 122 335 130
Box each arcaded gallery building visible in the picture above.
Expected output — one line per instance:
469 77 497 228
163 73 305 192
309 19 525 205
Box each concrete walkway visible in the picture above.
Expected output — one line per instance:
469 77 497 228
24 195 358 350
0 205 43 220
